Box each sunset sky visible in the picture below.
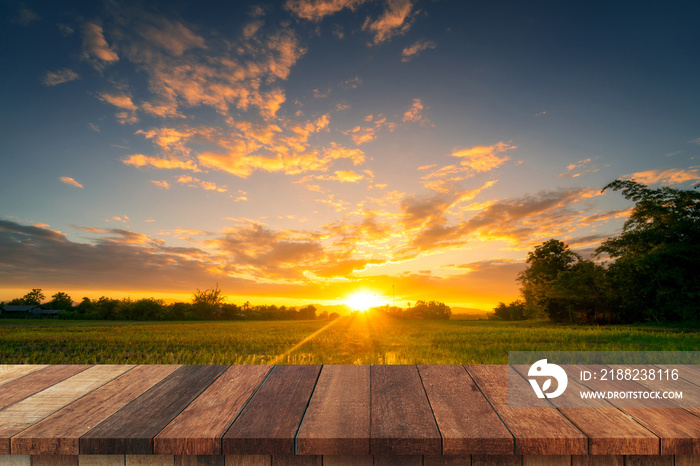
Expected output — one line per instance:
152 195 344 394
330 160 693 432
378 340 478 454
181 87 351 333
1 0 699 310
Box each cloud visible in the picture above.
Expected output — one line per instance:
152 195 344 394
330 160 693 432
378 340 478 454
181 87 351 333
623 166 700 185
59 177 84 189
176 175 227 193
363 0 415 45
151 180 170 189
339 76 362 89
402 98 425 123
559 158 602 178
98 92 138 124
57 23 74 35
285 0 369 21
42 69 79 86
401 40 436 62
449 142 516 172
135 15 206 56
82 22 119 68
123 154 201 172
13 6 40 26
343 114 393 145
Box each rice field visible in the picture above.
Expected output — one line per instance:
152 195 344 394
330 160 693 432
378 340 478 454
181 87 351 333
1 313 698 365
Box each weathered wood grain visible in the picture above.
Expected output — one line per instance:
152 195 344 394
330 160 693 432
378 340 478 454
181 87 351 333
522 457 569 466
80 365 228 455
224 455 270 466
155 365 271 455
31 455 78 466
12 365 179 455
0 456 31 466
77 456 126 466
271 456 321 465
423 456 473 465
0 365 131 454
370 365 441 456
624 456 673 466
125 455 174 466
222 365 321 455
295 365 370 456
676 456 700 466
173 456 224 466
465 365 587 456
321 455 373 466
372 456 422 466
0 365 90 410
418 365 513 455
0 365 48 388
512 365 660 455
572 456 624 466
471 456 522 466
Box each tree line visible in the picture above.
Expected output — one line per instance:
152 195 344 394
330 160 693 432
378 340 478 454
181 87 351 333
371 300 452 320
1 285 331 321
491 180 699 324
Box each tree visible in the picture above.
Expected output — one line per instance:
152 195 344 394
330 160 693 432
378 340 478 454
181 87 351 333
518 240 582 322
596 180 700 322
22 289 45 305
49 292 73 310
192 285 225 319
491 300 528 321
298 305 317 320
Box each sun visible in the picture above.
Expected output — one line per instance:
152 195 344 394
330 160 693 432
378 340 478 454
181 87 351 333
345 292 382 312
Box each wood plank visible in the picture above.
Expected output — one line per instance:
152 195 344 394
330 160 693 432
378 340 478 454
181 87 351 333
510 365 659 455
465 365 586 456
370 365 441 456
32 455 78 466
125 456 174 466
271 456 321 466
471 456 522 466
0 455 31 466
522 457 570 466
0 365 91 410
572 456 624 466
423 456 473 465
372 456 422 466
155 365 270 455
80 365 228 455
321 456 373 466
295 365 370 455
173 456 225 466
676 456 700 466
12 365 179 455
77 456 125 466
0 365 48 387
568 364 700 455
418 365 513 455
0 365 131 454
624 456 673 466
224 456 270 466
222 365 321 455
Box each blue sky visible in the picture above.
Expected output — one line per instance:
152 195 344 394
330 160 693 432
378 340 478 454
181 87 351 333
1 0 699 309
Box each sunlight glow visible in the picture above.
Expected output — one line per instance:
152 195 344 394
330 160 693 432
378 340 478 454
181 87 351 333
345 292 384 312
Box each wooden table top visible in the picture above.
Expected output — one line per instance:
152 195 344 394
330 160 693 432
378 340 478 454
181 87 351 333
0 364 698 457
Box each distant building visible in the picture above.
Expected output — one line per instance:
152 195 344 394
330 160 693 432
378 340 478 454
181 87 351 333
1 305 42 316
1 305 64 318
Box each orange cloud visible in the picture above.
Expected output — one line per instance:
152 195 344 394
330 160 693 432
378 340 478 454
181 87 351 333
402 98 425 123
624 166 700 185
136 15 206 56
363 0 415 45
42 69 79 86
98 92 139 124
82 22 119 68
59 177 84 189
450 142 516 171
401 40 436 62
151 180 170 189
123 154 200 172
559 158 603 178
285 0 368 21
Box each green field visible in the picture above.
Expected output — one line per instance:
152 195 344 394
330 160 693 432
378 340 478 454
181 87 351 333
2 313 698 365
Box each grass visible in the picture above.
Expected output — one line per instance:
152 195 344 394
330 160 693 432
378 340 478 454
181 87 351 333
1 313 698 365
